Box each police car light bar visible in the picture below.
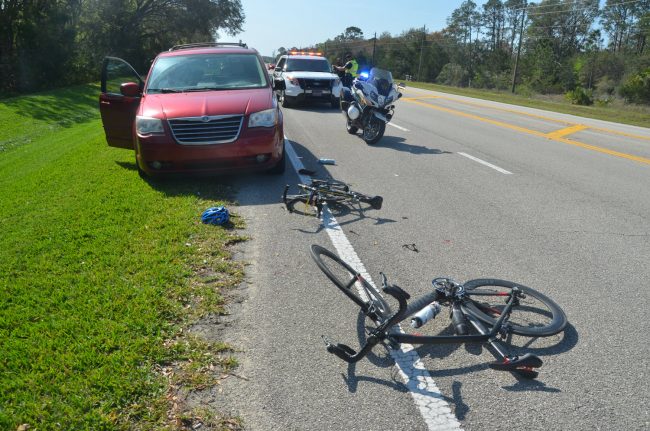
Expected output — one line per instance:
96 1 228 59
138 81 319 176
289 51 323 56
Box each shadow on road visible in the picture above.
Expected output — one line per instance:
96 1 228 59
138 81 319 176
281 103 341 114
336 306 577 397
372 135 454 155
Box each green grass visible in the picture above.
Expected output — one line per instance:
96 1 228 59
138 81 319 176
402 81 650 129
0 84 245 430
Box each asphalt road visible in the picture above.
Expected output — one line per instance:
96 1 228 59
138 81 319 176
209 87 650 430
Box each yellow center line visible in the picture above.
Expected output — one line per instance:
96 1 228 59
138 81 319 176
405 98 650 165
589 126 650 142
404 94 573 125
406 98 550 137
405 93 650 142
402 96 440 100
546 124 588 139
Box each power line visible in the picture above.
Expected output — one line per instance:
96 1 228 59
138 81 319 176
526 0 642 17
509 0 643 14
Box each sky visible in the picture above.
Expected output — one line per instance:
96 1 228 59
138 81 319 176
232 0 490 58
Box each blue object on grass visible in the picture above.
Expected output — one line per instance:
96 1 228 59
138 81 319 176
201 206 229 225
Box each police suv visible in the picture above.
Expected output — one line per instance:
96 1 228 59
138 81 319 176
271 51 342 108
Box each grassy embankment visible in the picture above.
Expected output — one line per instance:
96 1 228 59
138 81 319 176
0 84 245 430
403 81 650 129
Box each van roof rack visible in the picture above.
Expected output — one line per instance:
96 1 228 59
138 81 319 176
169 42 248 51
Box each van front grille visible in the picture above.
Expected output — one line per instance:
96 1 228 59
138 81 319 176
168 115 243 144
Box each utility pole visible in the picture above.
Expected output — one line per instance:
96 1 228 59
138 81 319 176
372 32 377 66
417 24 426 82
511 1 527 93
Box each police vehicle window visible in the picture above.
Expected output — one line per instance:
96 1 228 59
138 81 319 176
285 58 330 73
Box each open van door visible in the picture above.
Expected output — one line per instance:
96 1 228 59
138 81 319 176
99 57 143 149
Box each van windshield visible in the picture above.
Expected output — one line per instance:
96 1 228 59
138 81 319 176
147 53 268 93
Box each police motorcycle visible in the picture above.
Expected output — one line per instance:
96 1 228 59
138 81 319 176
340 68 402 145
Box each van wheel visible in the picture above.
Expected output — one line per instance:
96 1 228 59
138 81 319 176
267 144 286 174
136 154 149 179
281 92 294 108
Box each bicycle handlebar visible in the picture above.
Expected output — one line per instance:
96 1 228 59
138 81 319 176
297 182 382 208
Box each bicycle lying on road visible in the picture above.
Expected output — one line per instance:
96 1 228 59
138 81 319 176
283 179 383 218
310 245 568 379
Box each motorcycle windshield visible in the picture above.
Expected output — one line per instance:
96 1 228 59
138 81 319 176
368 68 394 97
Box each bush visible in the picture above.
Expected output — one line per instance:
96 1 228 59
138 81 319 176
594 98 611 107
515 82 534 98
436 63 467 87
619 68 650 104
596 76 617 96
471 70 511 91
565 87 594 105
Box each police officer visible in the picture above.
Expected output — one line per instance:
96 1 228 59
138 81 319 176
334 52 359 88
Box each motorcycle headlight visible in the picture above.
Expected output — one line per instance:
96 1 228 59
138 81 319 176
248 109 277 128
136 116 164 135
384 95 393 105
369 91 379 102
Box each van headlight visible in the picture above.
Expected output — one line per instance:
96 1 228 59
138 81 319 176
248 109 277 128
136 116 164 135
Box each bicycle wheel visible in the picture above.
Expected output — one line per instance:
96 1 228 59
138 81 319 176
285 195 318 217
310 245 392 320
317 189 349 205
463 279 567 337
311 179 349 193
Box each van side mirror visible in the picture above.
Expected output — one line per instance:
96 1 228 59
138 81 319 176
120 82 141 97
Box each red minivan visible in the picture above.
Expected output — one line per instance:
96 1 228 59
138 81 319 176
99 42 286 176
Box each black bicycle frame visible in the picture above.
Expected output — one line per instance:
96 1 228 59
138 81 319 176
380 291 516 346
325 286 520 364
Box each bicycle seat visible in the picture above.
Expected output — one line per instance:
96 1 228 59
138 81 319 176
489 353 543 379
368 195 383 210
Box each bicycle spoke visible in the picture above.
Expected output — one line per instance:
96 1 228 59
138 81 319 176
463 279 567 336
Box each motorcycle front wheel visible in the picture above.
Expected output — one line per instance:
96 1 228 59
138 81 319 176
346 119 358 134
362 117 385 145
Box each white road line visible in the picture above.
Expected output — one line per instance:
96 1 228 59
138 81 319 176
457 152 512 174
388 122 410 132
285 136 463 431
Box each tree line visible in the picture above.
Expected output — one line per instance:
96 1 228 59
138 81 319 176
313 0 650 105
0 0 244 96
